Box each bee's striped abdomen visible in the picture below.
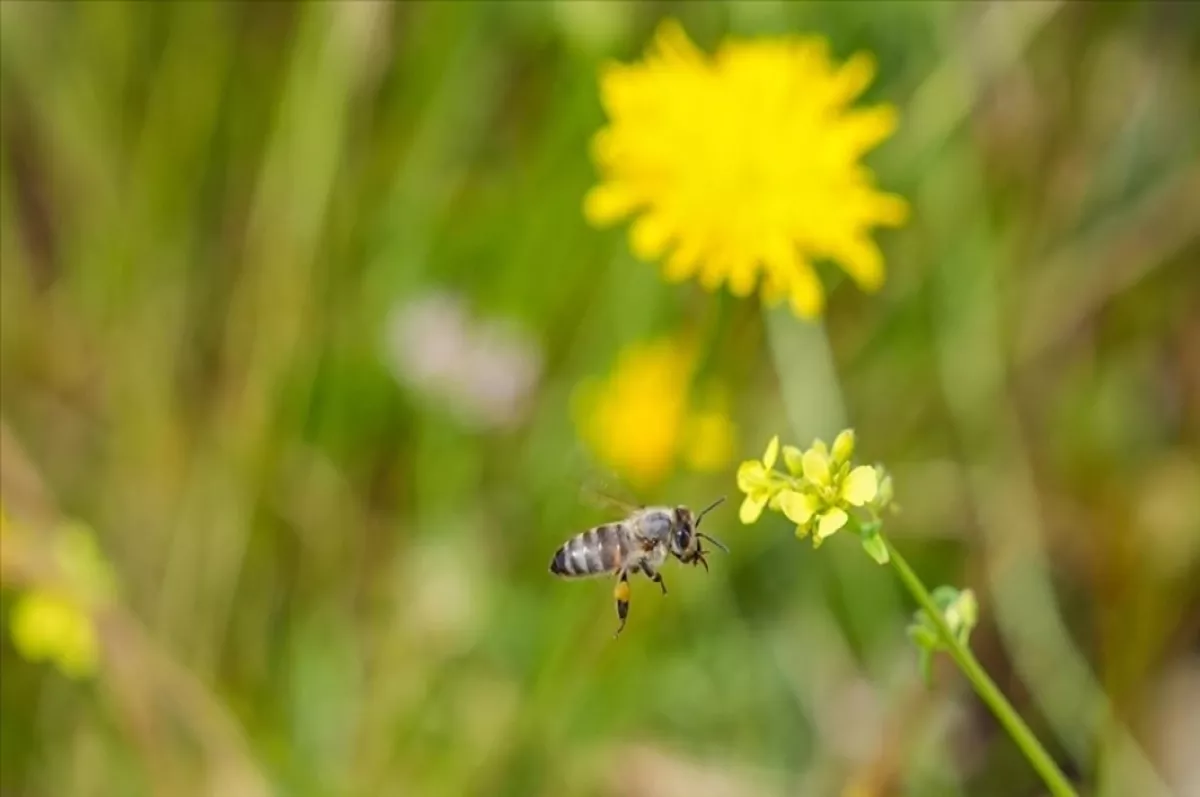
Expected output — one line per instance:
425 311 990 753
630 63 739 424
549 524 627 578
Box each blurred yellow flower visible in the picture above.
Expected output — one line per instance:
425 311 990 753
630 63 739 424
574 337 736 489
10 591 98 679
585 19 908 319
4 519 115 680
682 403 737 473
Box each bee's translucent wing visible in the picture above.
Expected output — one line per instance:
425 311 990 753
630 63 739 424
578 482 641 515
572 449 644 516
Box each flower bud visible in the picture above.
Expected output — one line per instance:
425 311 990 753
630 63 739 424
831 428 855 464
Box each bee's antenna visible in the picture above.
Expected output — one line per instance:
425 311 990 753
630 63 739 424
697 533 729 553
695 496 726 526
693 497 729 553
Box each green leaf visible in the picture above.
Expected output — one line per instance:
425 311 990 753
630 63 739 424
861 531 889 564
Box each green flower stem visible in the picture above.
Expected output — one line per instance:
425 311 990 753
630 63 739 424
883 536 1078 797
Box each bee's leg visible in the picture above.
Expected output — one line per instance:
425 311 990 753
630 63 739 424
640 563 667 595
613 570 631 638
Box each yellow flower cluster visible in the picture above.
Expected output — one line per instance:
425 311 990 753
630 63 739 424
574 337 736 489
737 429 893 562
7 521 116 680
584 19 908 319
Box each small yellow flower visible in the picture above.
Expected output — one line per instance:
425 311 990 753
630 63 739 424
792 436 879 540
736 435 779 523
778 489 817 526
575 337 736 489
584 19 908 319
735 428 890 562
10 590 98 679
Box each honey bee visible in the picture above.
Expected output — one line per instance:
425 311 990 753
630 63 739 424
548 496 728 637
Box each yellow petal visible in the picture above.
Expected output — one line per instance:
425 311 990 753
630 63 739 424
787 258 825 319
831 235 885 293
835 105 898 159
817 508 848 539
841 466 878 506
782 445 805 476
663 240 702 282
831 51 876 105
763 239 824 320
697 256 728 292
583 183 640 226
739 493 767 524
802 447 830 485
762 435 779 469
651 18 702 65
831 429 855 464
736 460 767 493
778 490 815 525
630 213 674 261
868 192 910 227
727 257 760 297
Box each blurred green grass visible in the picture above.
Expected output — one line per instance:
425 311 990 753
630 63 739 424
1 2 1198 797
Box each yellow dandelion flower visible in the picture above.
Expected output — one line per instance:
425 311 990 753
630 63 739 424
584 20 908 319
574 337 736 489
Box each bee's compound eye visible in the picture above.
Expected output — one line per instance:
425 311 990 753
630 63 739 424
674 527 691 551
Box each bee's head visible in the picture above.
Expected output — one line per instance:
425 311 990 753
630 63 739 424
671 497 729 570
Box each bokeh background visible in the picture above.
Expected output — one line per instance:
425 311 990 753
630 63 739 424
1 2 1198 796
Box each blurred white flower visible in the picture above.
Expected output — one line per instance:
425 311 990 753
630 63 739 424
383 291 542 430
1151 658 1200 797
603 742 779 797
815 675 885 765
399 534 482 656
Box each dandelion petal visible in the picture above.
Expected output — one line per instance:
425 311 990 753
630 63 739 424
832 52 876 104
630 213 675 261
869 192 910 227
831 236 885 293
836 105 898 159
664 241 702 282
788 259 825 318
584 184 641 226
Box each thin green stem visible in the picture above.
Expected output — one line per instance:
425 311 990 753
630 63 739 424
883 536 1079 797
